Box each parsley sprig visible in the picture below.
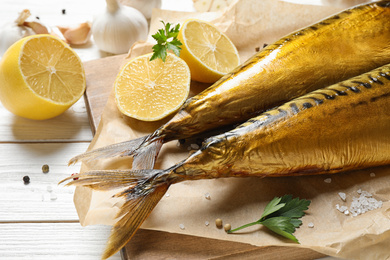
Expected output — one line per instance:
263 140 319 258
150 21 182 62
228 195 311 243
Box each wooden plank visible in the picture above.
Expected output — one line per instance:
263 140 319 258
123 229 326 260
84 55 127 135
0 142 89 221
83 54 329 260
0 223 121 260
0 99 93 142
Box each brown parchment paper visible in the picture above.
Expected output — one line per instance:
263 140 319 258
73 0 390 259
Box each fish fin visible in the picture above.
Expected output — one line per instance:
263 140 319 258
59 169 171 260
102 182 169 259
132 139 164 170
58 169 160 190
68 135 149 165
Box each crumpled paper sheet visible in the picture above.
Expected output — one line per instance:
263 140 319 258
73 0 390 259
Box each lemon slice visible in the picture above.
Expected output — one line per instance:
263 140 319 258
114 53 191 121
178 19 240 83
0 34 86 120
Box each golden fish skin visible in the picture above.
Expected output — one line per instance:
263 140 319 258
161 0 390 141
62 63 390 259
170 64 390 181
69 1 390 168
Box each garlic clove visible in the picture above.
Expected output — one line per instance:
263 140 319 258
15 9 31 26
57 22 92 45
24 21 49 34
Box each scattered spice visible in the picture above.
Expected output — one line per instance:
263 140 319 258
370 172 376 177
190 143 200 150
224 223 231 232
35 16 40 20
42 164 49 173
350 190 382 216
263 43 268 48
205 221 210 226
324 178 332 183
47 185 53 192
335 189 383 217
50 193 57 201
61 9 66 15
204 192 211 200
255 46 260 52
179 139 186 145
179 223 185 230
215 218 223 228
338 192 346 201
23 175 30 184
307 222 314 228
71 173 79 180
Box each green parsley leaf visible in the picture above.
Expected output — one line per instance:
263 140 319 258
260 217 299 243
260 196 285 220
228 195 311 243
150 21 182 62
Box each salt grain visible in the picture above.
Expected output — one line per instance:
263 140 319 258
190 143 200 150
338 192 346 201
204 192 211 200
349 190 382 216
308 222 314 228
165 193 170 197
336 189 382 217
324 178 332 183
370 172 376 177
205 221 210 226
50 193 57 201
179 224 185 230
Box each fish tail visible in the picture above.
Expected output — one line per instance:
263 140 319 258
68 135 149 165
59 168 171 259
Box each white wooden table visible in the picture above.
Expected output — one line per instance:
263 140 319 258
0 0 340 259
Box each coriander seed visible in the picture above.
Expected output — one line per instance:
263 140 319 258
224 223 231 232
215 218 223 228
42 164 49 173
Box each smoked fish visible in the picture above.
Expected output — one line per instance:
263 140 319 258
69 1 390 169
62 63 390 259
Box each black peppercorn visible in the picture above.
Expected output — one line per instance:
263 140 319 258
23 175 30 184
62 9 66 15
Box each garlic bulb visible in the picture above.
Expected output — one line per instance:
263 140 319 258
92 0 148 54
0 10 34 56
119 0 162 19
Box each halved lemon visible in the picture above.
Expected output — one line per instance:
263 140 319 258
0 34 86 120
114 52 190 121
178 19 240 83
